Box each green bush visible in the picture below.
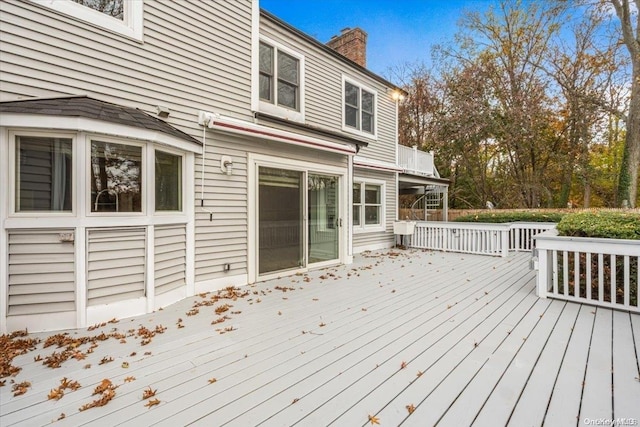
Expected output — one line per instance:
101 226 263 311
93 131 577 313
454 211 565 223
556 211 640 240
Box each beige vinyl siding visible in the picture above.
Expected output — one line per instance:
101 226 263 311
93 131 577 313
7 229 75 315
259 17 398 163
87 227 146 306
352 168 396 250
0 0 254 129
194 132 348 283
154 224 186 295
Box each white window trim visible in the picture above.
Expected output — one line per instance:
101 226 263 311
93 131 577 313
30 0 144 42
254 35 305 123
353 178 385 234
9 129 78 217
87 135 146 217
153 146 185 215
342 75 378 140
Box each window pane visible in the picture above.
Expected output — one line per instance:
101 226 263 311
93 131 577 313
345 82 358 107
353 183 361 203
91 141 142 213
365 206 380 225
362 111 374 133
277 51 298 84
16 136 72 212
71 0 124 19
259 43 273 74
353 205 360 226
345 105 358 128
362 91 374 113
365 185 380 204
155 151 182 211
259 73 272 101
278 81 297 109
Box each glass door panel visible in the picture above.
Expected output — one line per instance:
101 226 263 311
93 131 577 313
258 167 303 274
308 174 339 264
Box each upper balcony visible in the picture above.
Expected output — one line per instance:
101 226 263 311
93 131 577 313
398 145 437 177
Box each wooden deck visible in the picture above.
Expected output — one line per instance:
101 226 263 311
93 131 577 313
2 250 639 426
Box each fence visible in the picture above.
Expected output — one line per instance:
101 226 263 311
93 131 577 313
535 230 639 313
408 221 555 256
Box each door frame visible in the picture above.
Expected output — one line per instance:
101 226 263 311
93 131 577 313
248 153 348 283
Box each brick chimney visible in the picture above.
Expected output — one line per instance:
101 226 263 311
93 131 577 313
326 27 367 68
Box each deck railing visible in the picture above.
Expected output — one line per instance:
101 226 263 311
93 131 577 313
535 230 639 313
398 145 435 176
408 221 555 256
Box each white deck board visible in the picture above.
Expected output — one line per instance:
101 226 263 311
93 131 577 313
1 250 638 427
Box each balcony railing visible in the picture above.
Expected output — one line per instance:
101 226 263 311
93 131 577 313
398 145 435 177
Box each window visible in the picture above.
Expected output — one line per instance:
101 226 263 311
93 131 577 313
257 38 305 122
259 42 300 110
31 0 143 40
91 140 142 213
344 79 376 136
15 136 72 212
155 150 182 212
353 181 384 231
71 0 123 19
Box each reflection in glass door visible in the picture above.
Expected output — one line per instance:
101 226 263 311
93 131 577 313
308 174 339 264
258 167 303 274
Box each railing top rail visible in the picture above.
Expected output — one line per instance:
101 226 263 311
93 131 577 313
414 221 510 231
534 229 640 255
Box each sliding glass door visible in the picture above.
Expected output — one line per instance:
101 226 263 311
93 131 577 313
257 166 342 277
308 174 339 264
258 167 303 274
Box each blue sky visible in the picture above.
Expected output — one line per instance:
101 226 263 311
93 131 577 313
260 0 494 78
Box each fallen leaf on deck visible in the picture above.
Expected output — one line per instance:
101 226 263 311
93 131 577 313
57 413 66 420
292 398 299 404
406 404 416 414
400 361 407 369
142 386 157 399
208 378 217 384
145 398 160 408
368 414 380 425
124 376 136 383
416 371 423 377
12 381 31 396
48 388 64 400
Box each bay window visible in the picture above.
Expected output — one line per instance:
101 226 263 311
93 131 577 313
155 150 182 212
91 141 142 213
15 135 72 212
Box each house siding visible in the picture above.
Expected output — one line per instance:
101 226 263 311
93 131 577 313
154 224 187 295
7 229 76 315
194 131 348 283
87 227 146 306
352 167 396 252
259 16 397 164
0 0 254 127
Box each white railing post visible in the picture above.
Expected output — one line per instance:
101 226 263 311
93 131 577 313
536 247 549 298
501 228 509 257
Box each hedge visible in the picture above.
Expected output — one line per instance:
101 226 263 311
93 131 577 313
453 211 565 224
556 211 640 240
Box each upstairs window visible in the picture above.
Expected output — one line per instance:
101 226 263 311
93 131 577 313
71 0 124 19
343 79 376 137
15 136 73 212
259 42 300 111
257 38 305 122
31 0 143 41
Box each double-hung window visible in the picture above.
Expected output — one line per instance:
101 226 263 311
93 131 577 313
257 39 304 122
353 180 385 231
30 0 143 40
344 79 376 136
